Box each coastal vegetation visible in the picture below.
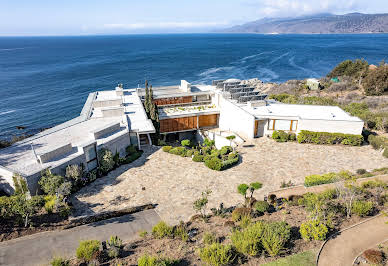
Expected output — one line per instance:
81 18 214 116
46 177 388 265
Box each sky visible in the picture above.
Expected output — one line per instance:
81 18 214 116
0 0 387 36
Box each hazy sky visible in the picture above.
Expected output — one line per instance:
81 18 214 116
0 0 387 36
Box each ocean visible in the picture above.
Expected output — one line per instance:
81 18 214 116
0 33 387 139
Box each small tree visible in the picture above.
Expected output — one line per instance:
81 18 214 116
12 173 29 195
335 178 361 218
38 169 64 195
193 189 212 220
226 135 236 150
238 182 262 207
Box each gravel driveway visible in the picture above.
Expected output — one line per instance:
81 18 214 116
72 138 388 224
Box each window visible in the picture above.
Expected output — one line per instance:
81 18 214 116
268 119 298 131
274 120 291 131
84 144 98 171
268 119 275 130
291 120 298 131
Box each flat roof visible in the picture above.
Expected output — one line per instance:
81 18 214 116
0 117 124 176
243 103 363 122
137 84 216 98
91 89 155 133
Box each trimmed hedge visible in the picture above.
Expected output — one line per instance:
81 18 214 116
304 173 337 187
169 147 187 156
192 154 204 162
297 130 363 146
205 158 223 171
272 130 296 142
162 146 172 152
221 156 239 170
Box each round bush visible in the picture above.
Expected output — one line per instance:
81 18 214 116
300 219 328 241
192 154 204 162
205 158 222 171
162 146 172 152
199 243 234 266
352 200 373 217
254 201 270 213
76 240 100 262
231 207 251 222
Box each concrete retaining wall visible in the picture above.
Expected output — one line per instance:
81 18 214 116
297 119 364 135
93 99 122 108
0 166 15 195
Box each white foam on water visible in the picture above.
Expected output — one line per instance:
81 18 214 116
0 110 16 115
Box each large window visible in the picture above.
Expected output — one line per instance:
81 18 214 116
268 119 298 131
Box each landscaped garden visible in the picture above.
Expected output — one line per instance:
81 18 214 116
162 138 240 171
49 177 388 265
0 145 143 241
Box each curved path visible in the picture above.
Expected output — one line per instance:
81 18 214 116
0 209 160 266
317 214 388 266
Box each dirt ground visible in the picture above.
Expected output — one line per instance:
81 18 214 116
72 138 388 224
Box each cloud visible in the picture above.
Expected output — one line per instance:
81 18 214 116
103 21 229 30
243 0 361 17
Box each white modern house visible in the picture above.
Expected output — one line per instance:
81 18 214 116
0 79 364 195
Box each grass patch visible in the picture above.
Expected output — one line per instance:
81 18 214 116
262 250 316 266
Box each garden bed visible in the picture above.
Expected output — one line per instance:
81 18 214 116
162 139 240 171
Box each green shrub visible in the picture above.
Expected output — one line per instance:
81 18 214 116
227 152 238 160
185 149 194 157
327 59 369 79
356 169 367 175
152 221 173 239
254 201 270 213
297 130 363 146
12 173 29 195
139 230 148 237
205 157 222 171
181 139 191 147
203 232 218 245
361 180 387 189
304 173 337 187
231 207 251 222
201 146 212 155
192 154 204 162
272 130 290 142
211 149 221 158
126 145 137 155
231 221 266 256
50 257 69 266
44 195 57 213
289 133 296 141
173 222 188 241
199 243 234 266
319 188 337 200
261 221 291 257
98 148 115 173
383 148 388 158
169 147 186 156
352 200 373 217
138 254 177 266
38 169 64 195
162 146 172 152
300 219 328 241
220 146 232 156
76 240 100 262
221 156 239 170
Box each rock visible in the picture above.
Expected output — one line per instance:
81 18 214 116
123 243 134 252
188 228 198 238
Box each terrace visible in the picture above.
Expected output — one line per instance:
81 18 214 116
158 103 219 118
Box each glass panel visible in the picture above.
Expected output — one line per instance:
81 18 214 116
268 119 275 130
87 159 98 171
292 120 298 131
274 120 291 131
84 145 97 161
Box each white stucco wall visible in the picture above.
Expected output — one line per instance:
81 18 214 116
297 119 364 135
218 97 256 140
0 166 15 195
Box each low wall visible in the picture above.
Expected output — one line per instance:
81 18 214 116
0 166 15 195
297 118 364 135
93 99 122 108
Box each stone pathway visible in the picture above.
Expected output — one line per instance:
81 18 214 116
317 214 388 266
72 138 388 224
0 209 160 266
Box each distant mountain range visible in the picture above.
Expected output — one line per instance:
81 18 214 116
221 13 388 34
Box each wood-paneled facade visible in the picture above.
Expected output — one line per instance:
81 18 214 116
160 114 219 133
153 96 192 106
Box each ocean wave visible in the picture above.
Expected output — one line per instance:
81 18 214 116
288 56 319 77
0 110 16 115
0 47 30 52
238 51 273 63
198 66 235 77
269 52 290 65
257 67 279 81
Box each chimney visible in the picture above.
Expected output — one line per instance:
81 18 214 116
180 80 191 93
